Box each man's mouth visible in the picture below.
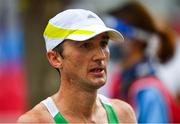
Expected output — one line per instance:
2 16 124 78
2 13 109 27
90 68 103 72
89 67 105 77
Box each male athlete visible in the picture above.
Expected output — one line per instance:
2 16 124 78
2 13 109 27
17 9 137 123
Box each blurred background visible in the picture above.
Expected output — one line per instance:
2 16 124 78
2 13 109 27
0 0 180 122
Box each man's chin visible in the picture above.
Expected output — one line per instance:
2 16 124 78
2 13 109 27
90 78 106 88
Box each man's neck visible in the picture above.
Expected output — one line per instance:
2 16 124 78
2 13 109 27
52 81 99 118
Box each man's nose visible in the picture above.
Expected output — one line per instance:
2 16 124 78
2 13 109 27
92 47 107 61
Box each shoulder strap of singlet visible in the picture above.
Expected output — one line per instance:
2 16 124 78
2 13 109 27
41 97 68 124
98 94 119 123
42 96 119 124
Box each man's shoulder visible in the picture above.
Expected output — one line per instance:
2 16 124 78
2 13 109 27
109 98 134 115
109 98 137 123
17 102 54 123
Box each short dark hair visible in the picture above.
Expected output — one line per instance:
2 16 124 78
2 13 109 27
53 42 64 57
52 41 64 73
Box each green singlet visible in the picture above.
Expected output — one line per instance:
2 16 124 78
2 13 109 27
42 94 119 124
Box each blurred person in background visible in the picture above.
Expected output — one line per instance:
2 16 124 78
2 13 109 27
156 15 180 123
105 1 179 123
17 9 137 123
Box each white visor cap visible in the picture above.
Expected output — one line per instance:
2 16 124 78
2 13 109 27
43 9 124 51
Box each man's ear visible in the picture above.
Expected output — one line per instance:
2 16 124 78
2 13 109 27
46 51 63 69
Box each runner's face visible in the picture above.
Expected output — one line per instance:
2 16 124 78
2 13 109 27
61 33 110 89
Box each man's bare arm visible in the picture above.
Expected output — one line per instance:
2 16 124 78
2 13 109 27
17 103 54 123
111 99 137 123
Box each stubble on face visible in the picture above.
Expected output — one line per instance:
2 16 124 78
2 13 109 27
60 33 109 90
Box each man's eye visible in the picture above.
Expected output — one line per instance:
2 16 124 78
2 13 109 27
80 43 91 48
101 40 109 48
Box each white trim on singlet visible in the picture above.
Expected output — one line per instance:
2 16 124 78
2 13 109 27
98 94 112 106
41 97 59 117
42 94 111 118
